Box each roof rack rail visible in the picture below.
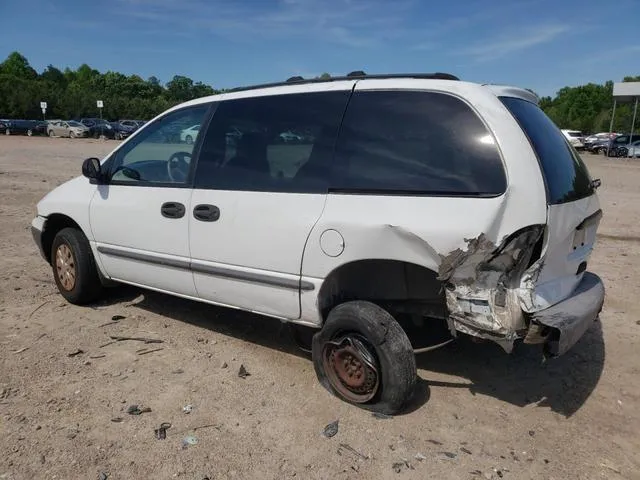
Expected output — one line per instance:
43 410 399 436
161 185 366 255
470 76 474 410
227 72 459 93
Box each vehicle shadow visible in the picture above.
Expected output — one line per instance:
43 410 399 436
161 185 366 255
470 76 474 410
114 287 313 359
95 287 602 417
102 287 435 413
416 320 605 417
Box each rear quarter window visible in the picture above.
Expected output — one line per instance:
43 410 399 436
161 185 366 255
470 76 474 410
331 90 507 196
500 97 594 205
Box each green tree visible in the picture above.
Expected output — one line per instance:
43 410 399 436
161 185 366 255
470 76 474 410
0 51 37 79
166 75 195 102
0 52 220 120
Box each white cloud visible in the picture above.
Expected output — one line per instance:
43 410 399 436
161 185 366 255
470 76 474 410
112 0 414 47
460 24 570 62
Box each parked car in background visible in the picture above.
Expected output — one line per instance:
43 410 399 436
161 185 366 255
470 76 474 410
561 129 585 150
605 134 640 157
584 132 617 150
80 118 118 139
118 120 142 131
1 119 48 136
590 138 611 154
47 120 90 138
279 130 304 143
625 140 640 158
180 124 200 144
110 121 136 140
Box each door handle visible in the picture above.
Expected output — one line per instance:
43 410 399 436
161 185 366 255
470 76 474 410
161 202 186 219
193 204 220 222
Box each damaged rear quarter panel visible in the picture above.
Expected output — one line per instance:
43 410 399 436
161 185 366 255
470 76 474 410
437 228 543 352
299 82 548 347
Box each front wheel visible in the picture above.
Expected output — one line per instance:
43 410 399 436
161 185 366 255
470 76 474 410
27 129 33 136
48 130 54 137
51 228 103 305
69 131 76 139
312 301 416 415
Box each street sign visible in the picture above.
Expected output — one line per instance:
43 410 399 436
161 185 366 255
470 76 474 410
40 101 47 109
97 100 104 108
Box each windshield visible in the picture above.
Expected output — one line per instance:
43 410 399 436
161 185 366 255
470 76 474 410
68 121 83 127
501 97 594 205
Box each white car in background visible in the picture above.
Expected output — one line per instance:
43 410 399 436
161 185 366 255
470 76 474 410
626 140 640 157
180 124 200 144
561 129 585 150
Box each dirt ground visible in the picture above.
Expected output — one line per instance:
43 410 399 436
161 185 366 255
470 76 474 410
1 135 639 480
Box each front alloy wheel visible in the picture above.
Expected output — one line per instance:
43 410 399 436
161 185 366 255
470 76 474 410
50 227 103 304
55 243 76 291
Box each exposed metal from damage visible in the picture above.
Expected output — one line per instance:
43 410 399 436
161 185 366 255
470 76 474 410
437 228 544 352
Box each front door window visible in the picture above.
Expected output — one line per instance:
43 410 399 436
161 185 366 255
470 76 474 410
107 105 210 185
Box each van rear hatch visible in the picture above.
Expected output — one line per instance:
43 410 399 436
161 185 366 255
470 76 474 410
499 97 602 314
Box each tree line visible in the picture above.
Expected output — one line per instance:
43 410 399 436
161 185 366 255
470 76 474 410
540 76 640 133
0 51 638 132
0 51 218 121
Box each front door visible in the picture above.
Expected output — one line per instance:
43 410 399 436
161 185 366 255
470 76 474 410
89 104 211 297
189 88 353 318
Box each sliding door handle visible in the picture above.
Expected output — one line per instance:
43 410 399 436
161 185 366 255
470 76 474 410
193 204 220 222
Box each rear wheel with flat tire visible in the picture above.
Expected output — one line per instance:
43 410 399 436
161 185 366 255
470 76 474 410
51 227 103 305
312 301 416 415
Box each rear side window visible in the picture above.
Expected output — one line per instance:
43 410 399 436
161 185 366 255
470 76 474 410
195 91 350 193
331 90 506 196
501 97 594 204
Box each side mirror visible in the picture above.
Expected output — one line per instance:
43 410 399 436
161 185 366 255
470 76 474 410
82 157 102 182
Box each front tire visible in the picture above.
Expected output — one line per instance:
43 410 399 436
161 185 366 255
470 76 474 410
51 228 103 305
27 129 33 136
312 301 416 415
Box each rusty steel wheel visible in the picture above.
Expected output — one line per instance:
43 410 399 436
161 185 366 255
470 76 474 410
312 301 416 414
322 334 380 403
55 243 76 291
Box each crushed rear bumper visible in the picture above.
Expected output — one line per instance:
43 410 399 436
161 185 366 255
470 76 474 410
529 272 605 357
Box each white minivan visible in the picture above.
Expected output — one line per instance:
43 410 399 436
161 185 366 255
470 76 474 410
31 72 605 414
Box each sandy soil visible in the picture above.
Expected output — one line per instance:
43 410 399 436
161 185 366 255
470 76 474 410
0 135 639 480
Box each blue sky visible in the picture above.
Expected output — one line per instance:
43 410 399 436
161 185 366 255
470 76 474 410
1 0 638 97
